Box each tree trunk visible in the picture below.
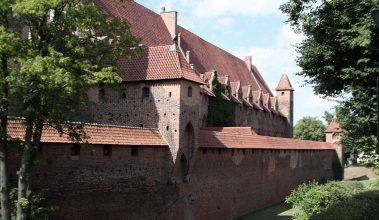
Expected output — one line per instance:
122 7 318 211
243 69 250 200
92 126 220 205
0 50 11 219
16 122 33 220
0 138 10 220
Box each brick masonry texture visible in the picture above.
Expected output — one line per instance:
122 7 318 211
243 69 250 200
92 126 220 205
3 0 341 219
7 144 334 220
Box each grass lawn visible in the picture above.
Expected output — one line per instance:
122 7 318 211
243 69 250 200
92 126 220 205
237 203 298 220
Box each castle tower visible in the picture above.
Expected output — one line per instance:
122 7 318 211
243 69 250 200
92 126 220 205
275 74 294 137
325 118 344 165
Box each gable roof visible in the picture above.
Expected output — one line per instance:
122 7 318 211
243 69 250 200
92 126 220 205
95 0 172 46
199 127 333 150
119 45 204 84
96 0 275 97
8 120 168 146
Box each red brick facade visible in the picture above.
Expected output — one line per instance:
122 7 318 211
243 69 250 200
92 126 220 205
4 1 339 219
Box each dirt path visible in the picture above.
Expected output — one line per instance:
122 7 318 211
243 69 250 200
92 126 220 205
344 166 378 180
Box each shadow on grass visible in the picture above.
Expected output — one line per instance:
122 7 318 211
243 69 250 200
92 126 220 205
350 175 370 181
310 190 379 220
237 203 295 220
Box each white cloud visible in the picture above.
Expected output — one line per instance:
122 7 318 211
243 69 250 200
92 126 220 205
216 17 236 26
304 95 337 109
276 25 305 48
147 0 287 19
192 0 287 18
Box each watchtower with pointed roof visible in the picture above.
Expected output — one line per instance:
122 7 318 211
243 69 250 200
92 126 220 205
325 118 344 166
276 74 294 136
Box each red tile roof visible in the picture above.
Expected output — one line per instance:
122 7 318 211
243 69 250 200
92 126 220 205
95 0 172 46
7 120 167 146
200 86 216 97
251 65 273 96
179 27 268 91
119 45 204 84
276 74 294 91
199 127 333 150
325 119 342 133
96 0 277 100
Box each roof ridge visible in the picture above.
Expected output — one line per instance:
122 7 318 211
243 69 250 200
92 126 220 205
178 26 250 68
8 118 160 131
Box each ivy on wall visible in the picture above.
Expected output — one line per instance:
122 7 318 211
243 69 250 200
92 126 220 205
206 72 235 127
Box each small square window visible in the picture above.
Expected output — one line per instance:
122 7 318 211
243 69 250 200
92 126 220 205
99 88 105 101
188 86 193 97
121 91 127 99
281 92 285 96
71 144 80 156
104 145 112 156
131 146 138 156
202 148 207 155
143 87 150 98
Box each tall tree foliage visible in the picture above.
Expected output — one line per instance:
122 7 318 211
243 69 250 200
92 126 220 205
0 0 140 219
0 0 23 219
294 117 326 141
280 0 378 154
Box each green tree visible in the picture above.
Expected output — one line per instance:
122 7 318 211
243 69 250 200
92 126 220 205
0 0 140 219
207 72 235 126
323 111 334 125
0 0 23 219
294 117 326 141
280 0 378 154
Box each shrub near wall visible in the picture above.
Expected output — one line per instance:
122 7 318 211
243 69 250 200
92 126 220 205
285 180 379 220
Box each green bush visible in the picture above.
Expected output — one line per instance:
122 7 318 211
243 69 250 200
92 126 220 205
10 188 58 220
374 163 379 176
310 190 379 220
285 181 367 220
286 181 350 219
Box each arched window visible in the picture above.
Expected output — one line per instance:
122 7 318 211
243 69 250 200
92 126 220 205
188 86 193 97
142 87 150 98
99 88 105 101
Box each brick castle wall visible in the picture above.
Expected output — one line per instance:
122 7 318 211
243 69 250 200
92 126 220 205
8 143 171 220
167 148 334 220
7 144 334 220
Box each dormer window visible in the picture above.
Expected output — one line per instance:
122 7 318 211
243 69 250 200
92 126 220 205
142 87 150 98
188 86 193 97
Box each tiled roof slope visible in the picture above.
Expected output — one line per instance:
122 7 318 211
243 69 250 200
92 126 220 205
119 45 204 84
325 119 342 133
8 120 167 146
276 74 294 91
251 65 273 96
199 127 333 150
96 0 274 95
95 0 172 46
179 27 261 88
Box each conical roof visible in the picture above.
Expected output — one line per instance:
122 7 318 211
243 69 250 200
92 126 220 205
325 119 342 133
276 74 294 91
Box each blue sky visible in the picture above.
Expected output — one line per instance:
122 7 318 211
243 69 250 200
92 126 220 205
137 0 337 124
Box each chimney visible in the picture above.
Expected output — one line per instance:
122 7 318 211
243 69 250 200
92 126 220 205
225 75 230 85
244 56 252 71
186 50 191 63
160 8 178 38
